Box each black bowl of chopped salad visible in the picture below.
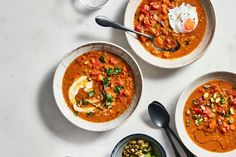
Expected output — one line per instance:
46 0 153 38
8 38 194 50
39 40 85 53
111 134 166 157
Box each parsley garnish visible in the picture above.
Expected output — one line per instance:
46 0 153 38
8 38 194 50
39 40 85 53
86 111 94 117
114 85 124 94
113 66 122 75
104 93 114 108
105 68 113 76
103 77 110 87
82 99 89 105
88 91 95 97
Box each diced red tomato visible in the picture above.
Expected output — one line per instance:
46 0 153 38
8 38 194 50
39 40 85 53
140 5 150 14
150 3 160 10
233 98 236 107
198 97 204 105
119 90 124 96
203 107 211 116
193 107 203 114
232 90 236 97
109 58 118 65
135 24 142 32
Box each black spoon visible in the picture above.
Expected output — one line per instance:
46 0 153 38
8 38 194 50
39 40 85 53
95 16 180 52
148 101 197 157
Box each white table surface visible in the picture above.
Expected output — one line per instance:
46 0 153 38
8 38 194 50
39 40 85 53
1 0 236 156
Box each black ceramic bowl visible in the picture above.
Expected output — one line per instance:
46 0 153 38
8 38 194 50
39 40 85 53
111 134 166 157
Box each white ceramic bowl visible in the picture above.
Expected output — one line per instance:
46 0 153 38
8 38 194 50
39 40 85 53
124 0 216 68
175 71 236 157
53 41 143 131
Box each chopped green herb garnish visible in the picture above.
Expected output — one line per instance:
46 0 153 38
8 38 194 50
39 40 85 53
104 93 114 108
82 99 89 105
103 77 110 87
114 85 124 94
233 85 236 90
113 66 122 75
100 91 105 99
88 91 95 97
86 111 94 117
99 56 105 63
74 111 78 116
104 102 112 108
105 67 113 76
106 93 113 102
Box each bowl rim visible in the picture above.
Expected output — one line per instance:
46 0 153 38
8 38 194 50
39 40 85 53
175 71 236 156
111 133 167 157
124 0 216 69
53 41 143 131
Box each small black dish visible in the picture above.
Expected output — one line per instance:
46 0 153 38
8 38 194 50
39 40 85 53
111 133 166 157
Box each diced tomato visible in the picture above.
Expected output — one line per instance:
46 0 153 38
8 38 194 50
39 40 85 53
232 90 236 97
140 5 150 14
119 90 124 96
193 107 203 114
198 97 204 105
233 98 236 107
109 58 118 65
135 24 142 32
150 3 160 10
203 107 211 116
91 70 101 76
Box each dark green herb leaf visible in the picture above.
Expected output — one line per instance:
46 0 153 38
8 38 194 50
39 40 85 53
105 68 113 76
73 111 78 116
104 102 112 108
99 56 105 63
86 111 94 117
114 85 124 94
233 85 236 90
113 66 122 75
100 91 105 99
104 93 114 108
88 91 95 97
106 93 113 102
82 99 89 105
103 77 110 87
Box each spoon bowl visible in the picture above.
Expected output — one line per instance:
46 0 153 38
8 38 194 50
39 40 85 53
148 102 170 128
148 101 197 157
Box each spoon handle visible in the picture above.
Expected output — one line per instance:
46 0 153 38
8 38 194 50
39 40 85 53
164 129 181 157
167 127 197 157
95 16 152 40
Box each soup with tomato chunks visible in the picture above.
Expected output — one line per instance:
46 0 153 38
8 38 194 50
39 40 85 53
184 80 236 152
134 0 206 59
62 51 135 122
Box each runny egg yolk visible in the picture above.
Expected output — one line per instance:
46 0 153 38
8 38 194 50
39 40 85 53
184 19 196 32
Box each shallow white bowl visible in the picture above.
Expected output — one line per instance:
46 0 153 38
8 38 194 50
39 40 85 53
124 0 216 68
53 41 143 131
175 71 236 157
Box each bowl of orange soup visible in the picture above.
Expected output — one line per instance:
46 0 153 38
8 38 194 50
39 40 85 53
176 72 236 156
53 41 143 131
125 0 215 68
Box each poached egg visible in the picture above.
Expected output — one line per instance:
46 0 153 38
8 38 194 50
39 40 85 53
168 3 198 33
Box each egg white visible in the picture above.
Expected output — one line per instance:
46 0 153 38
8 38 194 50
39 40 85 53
168 3 198 33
